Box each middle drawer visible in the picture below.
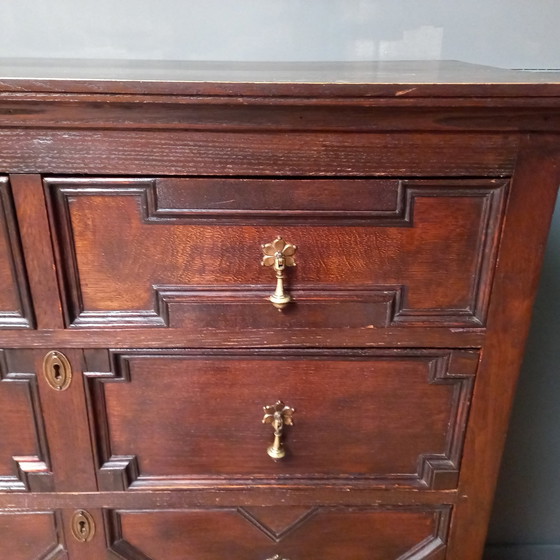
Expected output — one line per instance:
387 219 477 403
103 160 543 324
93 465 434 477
83 348 478 491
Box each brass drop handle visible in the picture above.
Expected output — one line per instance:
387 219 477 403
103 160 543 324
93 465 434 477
261 237 297 310
262 401 295 459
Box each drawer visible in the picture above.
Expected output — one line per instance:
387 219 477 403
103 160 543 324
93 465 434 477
0 349 53 492
85 349 477 490
105 505 450 560
0 510 65 559
0 177 33 329
46 176 506 330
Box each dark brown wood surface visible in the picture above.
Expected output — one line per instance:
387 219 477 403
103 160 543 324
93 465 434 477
107 506 448 560
0 349 52 492
0 177 33 328
85 349 476 491
11 174 64 330
46 177 505 330
0 61 558 559
0 510 65 559
447 135 560 559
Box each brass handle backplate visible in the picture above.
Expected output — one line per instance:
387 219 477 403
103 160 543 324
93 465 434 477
262 401 295 460
71 509 95 542
43 350 72 391
261 237 297 310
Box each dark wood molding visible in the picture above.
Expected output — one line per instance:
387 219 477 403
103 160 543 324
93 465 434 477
0 177 34 328
104 505 451 560
46 178 506 330
85 349 476 492
0 350 53 492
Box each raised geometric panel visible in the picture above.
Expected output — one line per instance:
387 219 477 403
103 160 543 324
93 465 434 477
238 507 318 542
0 510 65 559
0 177 33 328
46 177 506 329
0 350 53 491
86 349 477 491
106 506 450 560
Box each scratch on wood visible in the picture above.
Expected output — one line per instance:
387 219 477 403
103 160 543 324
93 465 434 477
395 87 418 96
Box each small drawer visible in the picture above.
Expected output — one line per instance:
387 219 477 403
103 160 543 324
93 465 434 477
46 176 506 330
0 510 64 559
0 349 53 492
85 349 477 491
105 505 450 560
0 177 33 329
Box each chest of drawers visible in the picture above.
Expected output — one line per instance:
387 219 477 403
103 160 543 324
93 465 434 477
0 59 559 560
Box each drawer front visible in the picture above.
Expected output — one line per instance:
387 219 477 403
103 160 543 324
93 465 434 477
0 349 53 492
46 177 506 330
0 177 33 329
106 505 450 560
0 510 65 559
85 349 477 490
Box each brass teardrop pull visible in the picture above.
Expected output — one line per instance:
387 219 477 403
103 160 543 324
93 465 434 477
261 237 297 310
262 401 295 459
71 510 95 542
43 351 72 391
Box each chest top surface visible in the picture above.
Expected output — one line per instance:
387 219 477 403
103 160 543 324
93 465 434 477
0 58 558 97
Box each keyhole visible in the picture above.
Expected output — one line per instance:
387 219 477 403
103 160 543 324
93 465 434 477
53 363 61 381
79 520 87 535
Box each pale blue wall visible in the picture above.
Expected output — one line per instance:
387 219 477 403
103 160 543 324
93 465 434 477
0 0 558 68
1 1 559 555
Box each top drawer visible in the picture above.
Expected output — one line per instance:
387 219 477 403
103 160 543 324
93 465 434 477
45 176 506 330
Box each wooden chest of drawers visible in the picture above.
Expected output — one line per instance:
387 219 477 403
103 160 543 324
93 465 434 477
0 59 559 560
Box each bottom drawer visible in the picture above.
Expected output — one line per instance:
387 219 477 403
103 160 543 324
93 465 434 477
0 510 65 559
106 505 450 560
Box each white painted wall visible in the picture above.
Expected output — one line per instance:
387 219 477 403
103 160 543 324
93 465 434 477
0 0 558 69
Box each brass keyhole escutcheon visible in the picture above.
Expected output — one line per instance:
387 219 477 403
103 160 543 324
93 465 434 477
43 351 72 391
262 401 295 460
71 510 95 542
261 237 297 310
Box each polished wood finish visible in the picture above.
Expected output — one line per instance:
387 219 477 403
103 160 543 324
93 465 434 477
0 349 52 491
47 177 505 329
0 510 65 559
11 174 64 330
0 60 559 559
85 349 476 490
0 177 33 328
107 506 449 560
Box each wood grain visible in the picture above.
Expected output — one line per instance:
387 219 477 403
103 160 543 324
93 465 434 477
0 61 558 559
0 326 485 349
33 349 98 492
109 506 449 560
85 349 476 491
0 510 64 559
11 174 64 329
0 177 33 328
47 178 505 330
0 349 52 492
0 128 518 175
447 136 560 559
